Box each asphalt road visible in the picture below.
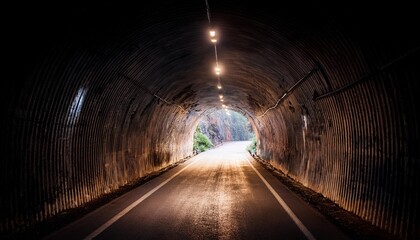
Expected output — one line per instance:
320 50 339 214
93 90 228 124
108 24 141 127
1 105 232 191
45 141 351 240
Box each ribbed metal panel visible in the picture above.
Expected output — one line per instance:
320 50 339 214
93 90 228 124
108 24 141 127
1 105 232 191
1 1 418 239
257 44 419 240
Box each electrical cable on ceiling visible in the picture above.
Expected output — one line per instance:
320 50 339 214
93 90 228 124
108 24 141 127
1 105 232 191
204 0 227 112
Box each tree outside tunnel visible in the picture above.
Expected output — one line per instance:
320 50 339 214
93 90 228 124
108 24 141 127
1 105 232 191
194 109 254 151
193 126 213 154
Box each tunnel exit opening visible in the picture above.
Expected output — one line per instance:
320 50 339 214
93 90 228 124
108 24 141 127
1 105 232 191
193 109 255 154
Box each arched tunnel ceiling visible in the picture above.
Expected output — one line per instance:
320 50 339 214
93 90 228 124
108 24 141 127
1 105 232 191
7 1 417 119
2 1 419 239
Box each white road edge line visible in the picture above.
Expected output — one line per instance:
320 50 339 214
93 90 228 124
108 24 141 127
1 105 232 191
84 158 199 240
247 158 317 240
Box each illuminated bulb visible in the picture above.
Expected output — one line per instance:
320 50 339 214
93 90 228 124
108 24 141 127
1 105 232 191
219 94 223 99
209 30 216 37
211 38 217 43
215 66 221 75
222 104 226 108
217 84 222 89
220 99 224 102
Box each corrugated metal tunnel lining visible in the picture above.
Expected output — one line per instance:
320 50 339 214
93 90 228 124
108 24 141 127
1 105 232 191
1 1 419 239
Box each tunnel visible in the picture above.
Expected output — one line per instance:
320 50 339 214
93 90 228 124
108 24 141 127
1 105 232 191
1 1 419 239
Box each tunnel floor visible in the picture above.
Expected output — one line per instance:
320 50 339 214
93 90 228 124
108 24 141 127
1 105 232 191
45 142 353 240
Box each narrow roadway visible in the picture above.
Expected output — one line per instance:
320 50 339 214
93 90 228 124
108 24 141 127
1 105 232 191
46 141 351 240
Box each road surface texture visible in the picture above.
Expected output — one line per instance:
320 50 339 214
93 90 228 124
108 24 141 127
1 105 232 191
45 141 351 240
